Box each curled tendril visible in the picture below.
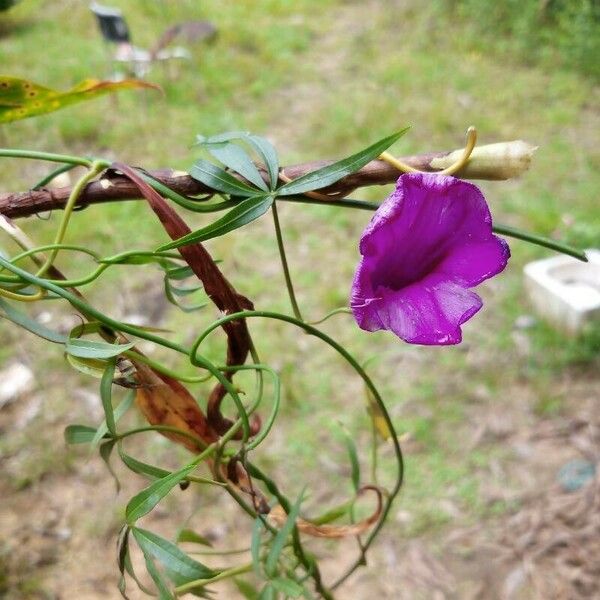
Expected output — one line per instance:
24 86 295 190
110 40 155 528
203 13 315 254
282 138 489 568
190 308 405 585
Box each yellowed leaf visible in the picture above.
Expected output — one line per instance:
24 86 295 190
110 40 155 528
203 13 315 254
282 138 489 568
0 76 160 123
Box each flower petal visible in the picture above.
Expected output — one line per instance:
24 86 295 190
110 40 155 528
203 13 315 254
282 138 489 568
354 273 483 345
359 173 507 291
350 172 509 345
436 237 510 285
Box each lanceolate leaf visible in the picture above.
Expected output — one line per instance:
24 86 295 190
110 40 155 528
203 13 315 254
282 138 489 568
143 554 175 600
64 424 100 444
100 358 117 436
276 128 409 196
66 353 107 378
198 131 279 190
126 462 197 524
258 584 275 600
177 529 213 547
204 142 269 192
131 527 216 584
0 298 66 343
251 518 264 578
158 195 274 251
119 447 171 480
65 338 134 359
0 76 159 123
189 159 264 197
245 134 279 191
99 439 120 492
234 578 260 600
339 426 361 493
265 490 305 577
91 391 135 449
271 577 303 597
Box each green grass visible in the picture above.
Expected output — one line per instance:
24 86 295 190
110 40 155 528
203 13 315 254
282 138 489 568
0 0 599 581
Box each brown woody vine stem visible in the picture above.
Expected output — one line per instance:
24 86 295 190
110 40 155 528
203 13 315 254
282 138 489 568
0 140 536 219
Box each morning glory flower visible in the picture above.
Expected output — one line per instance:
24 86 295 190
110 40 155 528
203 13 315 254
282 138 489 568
350 172 510 345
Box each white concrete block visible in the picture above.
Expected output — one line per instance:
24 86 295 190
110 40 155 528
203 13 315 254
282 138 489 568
523 249 600 334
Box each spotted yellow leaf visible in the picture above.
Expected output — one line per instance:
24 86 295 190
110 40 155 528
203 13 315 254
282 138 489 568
0 76 159 123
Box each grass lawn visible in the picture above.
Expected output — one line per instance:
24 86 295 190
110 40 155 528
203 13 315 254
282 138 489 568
0 0 599 597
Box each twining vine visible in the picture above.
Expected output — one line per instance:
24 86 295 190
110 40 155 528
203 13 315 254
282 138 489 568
0 126 587 599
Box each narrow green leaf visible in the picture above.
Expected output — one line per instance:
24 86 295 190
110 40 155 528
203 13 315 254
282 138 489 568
168 284 202 297
310 501 352 526
118 574 129 600
64 424 99 444
196 131 247 144
126 462 196 523
339 426 360 493
177 529 213 547
117 526 130 599
247 135 279 191
91 391 134 450
197 132 279 190
157 195 274 251
100 359 117 436
276 128 409 196
65 338 134 359
143 554 175 600
132 527 216 584
205 142 269 192
66 353 107 378
258 584 275 600
0 298 66 343
164 276 208 313
271 577 303 597
251 518 264 577
265 490 305 577
119 446 171 480
69 321 106 337
234 578 260 600
124 543 156 596
190 159 264 197
164 265 195 280
99 439 120 492
117 526 130 576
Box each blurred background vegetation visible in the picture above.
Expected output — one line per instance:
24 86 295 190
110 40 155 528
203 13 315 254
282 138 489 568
0 0 598 598
438 0 599 80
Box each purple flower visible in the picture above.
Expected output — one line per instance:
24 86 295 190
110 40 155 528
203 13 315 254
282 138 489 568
350 172 510 345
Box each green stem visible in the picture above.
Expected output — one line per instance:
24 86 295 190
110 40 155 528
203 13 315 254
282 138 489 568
307 307 351 326
248 463 335 600
493 223 588 261
0 255 248 433
272 201 303 321
36 161 105 277
174 562 253 595
32 163 78 190
141 172 238 213
190 310 404 592
124 350 213 384
280 196 588 262
0 148 103 167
